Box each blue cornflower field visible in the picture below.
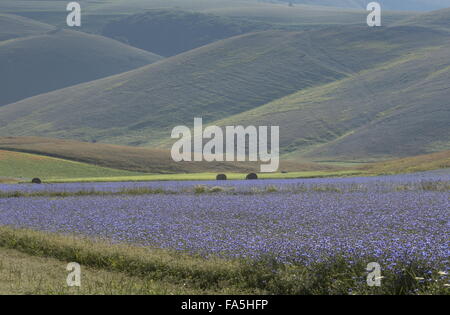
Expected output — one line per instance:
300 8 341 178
0 173 448 294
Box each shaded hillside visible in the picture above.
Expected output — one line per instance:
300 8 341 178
101 7 410 57
0 24 444 147
301 42 450 160
211 30 450 161
102 10 266 56
0 26 162 106
0 13 54 42
395 8 450 32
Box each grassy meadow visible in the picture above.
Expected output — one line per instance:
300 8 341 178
0 137 448 183
0 150 141 181
0 137 341 176
43 170 363 184
0 247 212 295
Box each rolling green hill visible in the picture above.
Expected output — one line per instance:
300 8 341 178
1 23 445 148
0 13 55 42
100 8 414 58
212 31 450 161
0 18 163 106
0 6 449 163
102 10 267 57
0 30 347 144
394 7 450 31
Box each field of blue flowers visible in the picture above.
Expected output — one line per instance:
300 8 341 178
0 172 448 276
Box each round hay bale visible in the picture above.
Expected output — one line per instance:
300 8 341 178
31 178 42 184
216 174 227 181
246 173 258 180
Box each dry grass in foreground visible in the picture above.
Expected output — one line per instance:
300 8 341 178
0 227 447 295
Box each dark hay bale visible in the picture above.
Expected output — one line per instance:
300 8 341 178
246 173 258 180
216 174 227 181
31 178 42 184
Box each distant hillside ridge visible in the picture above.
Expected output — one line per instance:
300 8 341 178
1 24 445 148
394 8 450 32
102 9 267 56
281 0 450 11
0 15 163 106
210 32 450 161
0 13 55 42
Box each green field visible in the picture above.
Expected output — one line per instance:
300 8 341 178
0 150 140 181
44 170 363 183
0 137 449 183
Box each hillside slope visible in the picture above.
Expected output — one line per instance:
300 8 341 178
100 8 414 58
0 25 162 106
394 8 450 32
0 13 54 42
211 32 450 161
365 150 450 174
0 24 445 147
102 10 266 56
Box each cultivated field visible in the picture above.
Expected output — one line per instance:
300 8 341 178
0 173 448 294
0 137 449 183
0 149 141 181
